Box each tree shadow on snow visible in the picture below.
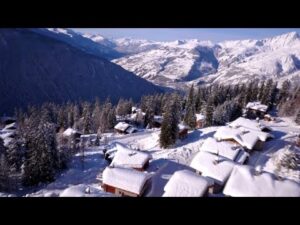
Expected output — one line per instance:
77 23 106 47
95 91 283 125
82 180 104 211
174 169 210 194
175 130 216 148
270 130 287 139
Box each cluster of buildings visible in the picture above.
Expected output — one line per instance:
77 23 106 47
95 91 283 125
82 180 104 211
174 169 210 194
114 107 193 140
99 114 300 197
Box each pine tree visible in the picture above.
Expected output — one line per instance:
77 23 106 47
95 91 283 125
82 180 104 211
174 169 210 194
92 99 102 133
279 80 291 104
57 107 67 130
159 94 180 148
144 108 154 128
6 135 23 173
116 98 125 116
205 96 214 127
108 107 117 130
0 153 10 192
261 79 274 107
73 104 80 130
184 85 196 129
23 119 58 186
99 98 114 133
213 100 242 125
258 80 265 102
82 102 92 134
194 88 203 113
295 110 300 125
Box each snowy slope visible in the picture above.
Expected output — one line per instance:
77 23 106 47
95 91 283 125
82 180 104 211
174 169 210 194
32 28 123 60
112 40 217 89
111 32 300 88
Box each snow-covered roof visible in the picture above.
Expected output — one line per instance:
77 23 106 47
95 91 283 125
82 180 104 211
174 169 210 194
223 165 300 197
200 137 244 161
63 127 80 136
195 113 205 121
153 115 163 123
238 127 273 142
190 151 236 185
163 170 211 197
246 101 268 112
131 112 146 120
229 117 270 132
214 126 264 150
3 122 16 130
102 167 151 195
80 134 98 142
126 126 137 134
111 143 151 169
178 123 188 131
114 122 130 132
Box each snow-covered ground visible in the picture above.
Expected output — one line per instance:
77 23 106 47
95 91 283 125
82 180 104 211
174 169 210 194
3 116 299 197
247 117 300 183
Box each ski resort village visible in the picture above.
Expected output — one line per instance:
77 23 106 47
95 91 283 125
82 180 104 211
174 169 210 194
0 29 300 197
1 83 300 197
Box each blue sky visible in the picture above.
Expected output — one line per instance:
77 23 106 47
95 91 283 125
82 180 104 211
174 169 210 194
72 28 300 43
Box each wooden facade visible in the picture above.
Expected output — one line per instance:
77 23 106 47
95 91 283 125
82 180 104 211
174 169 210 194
178 128 188 139
245 108 266 120
196 120 205 129
102 179 151 197
133 161 149 172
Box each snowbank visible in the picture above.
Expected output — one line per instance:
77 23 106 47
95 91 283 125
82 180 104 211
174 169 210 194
60 184 113 197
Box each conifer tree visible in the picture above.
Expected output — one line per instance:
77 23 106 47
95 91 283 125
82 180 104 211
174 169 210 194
159 94 180 148
82 102 92 134
184 85 196 129
0 153 10 192
258 80 265 102
279 80 291 104
205 96 214 127
295 110 300 125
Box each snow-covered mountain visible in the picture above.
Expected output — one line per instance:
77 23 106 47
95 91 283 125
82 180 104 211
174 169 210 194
112 39 218 89
0 29 162 114
31 28 123 60
110 32 300 89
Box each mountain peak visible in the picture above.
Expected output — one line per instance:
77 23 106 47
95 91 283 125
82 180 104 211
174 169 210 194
263 31 299 47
